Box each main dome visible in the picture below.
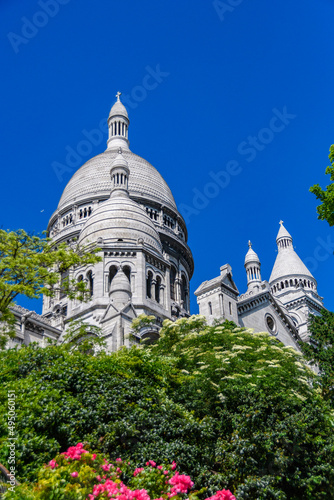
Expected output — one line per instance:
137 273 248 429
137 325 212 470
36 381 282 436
58 149 177 211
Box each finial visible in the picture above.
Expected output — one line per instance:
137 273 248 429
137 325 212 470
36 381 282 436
248 240 252 248
116 91 121 102
118 147 123 154
279 220 284 226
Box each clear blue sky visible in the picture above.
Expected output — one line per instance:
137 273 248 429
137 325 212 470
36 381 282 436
1 0 334 315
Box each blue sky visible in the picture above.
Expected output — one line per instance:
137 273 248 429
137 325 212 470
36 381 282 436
1 0 334 315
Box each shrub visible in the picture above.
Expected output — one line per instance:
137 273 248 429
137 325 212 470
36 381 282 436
5 443 236 500
1 317 334 499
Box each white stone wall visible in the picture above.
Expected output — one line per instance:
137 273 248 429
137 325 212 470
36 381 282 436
238 302 300 350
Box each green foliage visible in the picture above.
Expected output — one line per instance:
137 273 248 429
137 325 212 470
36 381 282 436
0 229 101 345
299 310 334 403
0 316 334 499
6 445 212 500
62 319 106 354
131 314 156 334
310 144 334 225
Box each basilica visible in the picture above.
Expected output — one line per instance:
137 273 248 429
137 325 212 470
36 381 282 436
8 95 324 351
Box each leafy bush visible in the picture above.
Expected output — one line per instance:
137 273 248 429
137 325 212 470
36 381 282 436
5 442 236 500
1 316 334 499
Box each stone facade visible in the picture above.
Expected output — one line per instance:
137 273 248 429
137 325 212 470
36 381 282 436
195 223 324 350
41 94 194 349
7 305 61 348
6 97 324 352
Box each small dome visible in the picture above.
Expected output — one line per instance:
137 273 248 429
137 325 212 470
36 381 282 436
111 149 129 170
109 96 128 119
109 268 131 295
244 241 260 265
109 267 132 310
78 194 162 255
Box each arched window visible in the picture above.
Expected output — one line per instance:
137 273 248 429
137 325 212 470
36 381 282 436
123 265 131 283
146 271 153 299
170 266 176 300
229 302 232 315
87 270 94 298
60 270 69 299
181 275 188 310
155 276 161 303
109 266 118 288
208 302 212 315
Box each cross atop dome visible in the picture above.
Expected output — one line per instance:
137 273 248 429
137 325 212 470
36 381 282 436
279 220 284 226
116 91 121 102
248 240 252 248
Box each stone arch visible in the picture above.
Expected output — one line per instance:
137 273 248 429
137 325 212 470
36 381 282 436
122 265 131 283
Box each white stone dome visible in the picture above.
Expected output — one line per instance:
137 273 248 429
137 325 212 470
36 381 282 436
269 250 314 283
109 99 129 119
58 149 177 212
78 192 162 254
244 247 260 265
269 222 315 284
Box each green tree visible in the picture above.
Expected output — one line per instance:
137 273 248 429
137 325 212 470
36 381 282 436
62 319 107 354
0 229 100 347
1 316 333 499
299 309 334 403
310 144 334 225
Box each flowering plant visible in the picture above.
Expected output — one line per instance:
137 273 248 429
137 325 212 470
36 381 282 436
6 443 236 500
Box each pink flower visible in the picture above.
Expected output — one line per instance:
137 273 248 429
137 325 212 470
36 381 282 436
70 471 78 477
157 465 163 470
146 460 156 467
169 472 194 494
116 458 122 462
48 460 58 469
133 467 145 477
164 470 169 475
206 490 236 500
171 461 177 470
101 463 111 471
62 443 88 461
91 454 97 461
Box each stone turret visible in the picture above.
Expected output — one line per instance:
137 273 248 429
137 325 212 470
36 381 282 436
107 92 130 151
244 241 262 292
